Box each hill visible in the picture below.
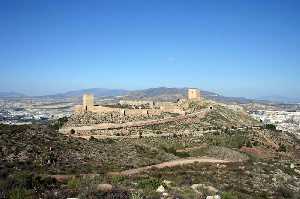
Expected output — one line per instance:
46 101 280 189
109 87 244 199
1 101 300 198
1 87 279 104
46 88 129 98
0 92 26 98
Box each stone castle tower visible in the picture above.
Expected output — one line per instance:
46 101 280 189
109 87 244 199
83 94 94 112
188 88 201 100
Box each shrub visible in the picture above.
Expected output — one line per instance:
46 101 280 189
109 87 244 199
222 192 238 199
137 178 162 190
265 124 276 131
8 188 30 199
111 175 125 184
160 145 190 158
78 176 103 198
278 143 287 152
50 117 68 130
67 177 80 189
246 140 253 148
70 129 75 134
130 192 143 199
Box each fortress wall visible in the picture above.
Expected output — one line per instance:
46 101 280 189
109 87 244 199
148 109 164 115
119 100 154 106
124 109 163 116
74 105 163 116
75 104 184 115
91 106 122 113
125 109 148 116
159 102 185 115
74 105 121 114
74 105 83 113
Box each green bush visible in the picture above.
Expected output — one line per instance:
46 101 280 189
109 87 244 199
67 177 80 189
111 175 125 184
8 188 30 199
78 176 103 198
207 133 249 148
130 192 143 199
50 117 68 130
265 124 276 131
246 140 253 148
137 178 162 190
222 192 238 199
160 145 190 158
278 143 287 152
70 129 75 134
275 186 294 198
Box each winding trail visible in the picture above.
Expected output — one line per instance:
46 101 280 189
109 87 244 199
50 156 236 182
108 156 233 176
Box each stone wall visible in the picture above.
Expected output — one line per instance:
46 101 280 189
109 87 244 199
75 105 164 116
158 102 185 115
119 100 155 107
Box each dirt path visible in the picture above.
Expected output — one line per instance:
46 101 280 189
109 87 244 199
109 156 233 176
50 156 239 182
176 144 208 153
71 131 209 140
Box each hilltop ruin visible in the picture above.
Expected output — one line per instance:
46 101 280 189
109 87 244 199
74 88 202 116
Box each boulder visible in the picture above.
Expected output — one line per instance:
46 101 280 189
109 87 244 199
191 184 218 194
290 163 295 169
96 184 113 192
156 185 165 193
206 195 221 199
163 180 172 186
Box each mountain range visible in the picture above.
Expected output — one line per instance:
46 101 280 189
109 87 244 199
0 92 27 98
255 95 300 104
0 88 299 104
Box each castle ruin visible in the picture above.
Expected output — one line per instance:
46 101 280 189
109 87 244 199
74 88 202 116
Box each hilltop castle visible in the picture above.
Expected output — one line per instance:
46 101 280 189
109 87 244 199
74 88 201 116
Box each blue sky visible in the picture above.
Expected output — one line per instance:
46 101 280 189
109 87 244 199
0 0 299 98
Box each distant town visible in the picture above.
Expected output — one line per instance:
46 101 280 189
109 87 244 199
0 98 74 125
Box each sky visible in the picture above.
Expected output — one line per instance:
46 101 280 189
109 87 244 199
0 0 299 98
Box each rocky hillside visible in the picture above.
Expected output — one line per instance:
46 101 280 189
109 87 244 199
0 124 177 174
1 102 300 198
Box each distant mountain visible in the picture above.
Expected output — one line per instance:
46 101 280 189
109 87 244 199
4 87 294 105
256 95 300 104
124 87 187 101
42 87 258 104
123 87 255 103
0 92 26 98
48 88 129 98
